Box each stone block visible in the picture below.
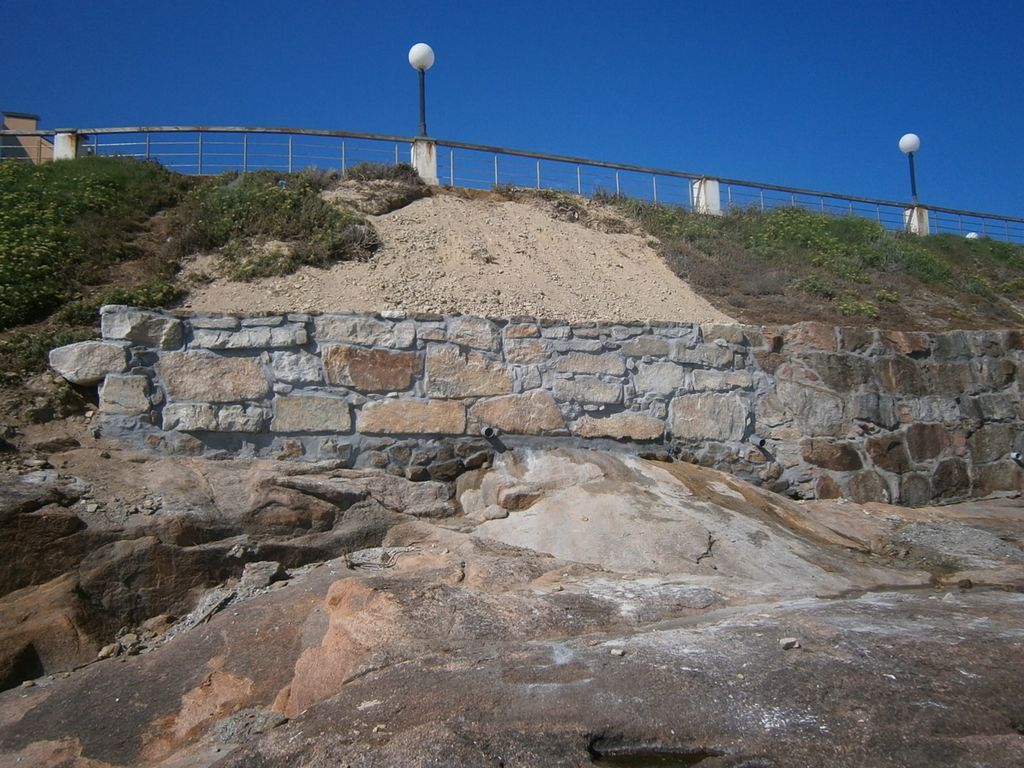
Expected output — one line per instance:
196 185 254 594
775 379 846 437
156 352 269 402
931 332 971 360
899 474 932 505
190 315 240 330
802 352 873 392
670 343 735 369
552 377 622 404
969 424 1014 464
162 402 217 431
800 439 863 471
504 323 540 339
573 412 664 441
932 458 970 499
504 339 550 365
784 322 838 351
216 404 272 432
322 345 420 392
358 399 466 435
101 307 182 349
700 324 748 345
554 352 626 376
240 315 284 327
99 374 150 415
634 362 687 396
814 475 842 500
669 393 748 442
845 471 889 503
272 394 351 433
620 336 671 357
865 435 912 474
314 315 415 348
49 341 129 386
425 345 513 398
875 356 927 395
162 403 270 432
972 462 1022 496
879 330 930 357
192 323 307 350
448 316 500 350
470 391 566 435
975 392 1019 421
269 351 323 385
692 369 753 391
839 327 876 353
923 361 979 395
905 423 948 462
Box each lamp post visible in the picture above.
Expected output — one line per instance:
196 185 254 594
408 43 435 137
898 133 921 204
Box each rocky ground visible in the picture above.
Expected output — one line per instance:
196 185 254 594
1 386 1022 767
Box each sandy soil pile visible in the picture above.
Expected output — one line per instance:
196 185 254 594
182 190 734 323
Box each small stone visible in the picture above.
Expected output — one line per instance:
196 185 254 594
98 643 119 659
20 679 36 688
779 637 801 650
609 648 626 657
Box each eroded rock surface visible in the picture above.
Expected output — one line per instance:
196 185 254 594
0 441 1022 767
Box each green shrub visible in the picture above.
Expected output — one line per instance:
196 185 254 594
167 170 378 278
837 298 880 319
792 274 837 299
343 162 422 184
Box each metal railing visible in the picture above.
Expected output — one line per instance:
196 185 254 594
3 125 1023 242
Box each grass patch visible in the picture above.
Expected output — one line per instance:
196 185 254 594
0 157 190 330
612 199 1024 328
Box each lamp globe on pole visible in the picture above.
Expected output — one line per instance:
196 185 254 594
899 133 921 204
409 43 435 137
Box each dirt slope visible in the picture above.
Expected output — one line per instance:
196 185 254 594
181 189 734 323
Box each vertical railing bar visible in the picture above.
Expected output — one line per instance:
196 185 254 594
494 154 499 187
145 133 151 161
759 189 765 211
341 140 346 174
198 133 204 174
536 159 540 190
982 219 987 237
288 136 293 172
652 176 658 204
577 166 582 196
876 204 881 222
395 143 399 166
727 185 733 209
615 170 620 197
449 149 454 186
243 134 249 172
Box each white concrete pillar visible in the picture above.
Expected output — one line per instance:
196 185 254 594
691 178 722 216
53 132 81 161
411 139 438 185
903 206 930 236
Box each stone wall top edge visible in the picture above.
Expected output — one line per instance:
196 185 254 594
101 306 1024 338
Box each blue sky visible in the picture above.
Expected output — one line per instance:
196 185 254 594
5 0 1022 215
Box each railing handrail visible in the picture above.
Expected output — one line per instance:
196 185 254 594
2 124 1022 224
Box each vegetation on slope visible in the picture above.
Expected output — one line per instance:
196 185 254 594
615 201 1024 328
0 158 388 378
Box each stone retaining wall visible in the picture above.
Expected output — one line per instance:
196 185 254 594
49 307 1024 505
